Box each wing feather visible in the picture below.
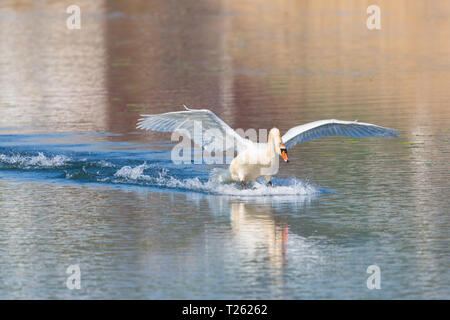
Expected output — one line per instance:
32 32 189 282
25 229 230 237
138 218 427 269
137 107 252 153
282 119 398 149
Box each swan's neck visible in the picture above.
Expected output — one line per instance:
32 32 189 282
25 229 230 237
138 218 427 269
266 135 277 160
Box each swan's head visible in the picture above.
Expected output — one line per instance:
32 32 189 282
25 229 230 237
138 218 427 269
269 128 289 163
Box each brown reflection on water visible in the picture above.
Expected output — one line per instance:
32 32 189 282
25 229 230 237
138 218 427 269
103 0 236 133
0 1 109 132
0 0 449 136
101 0 450 136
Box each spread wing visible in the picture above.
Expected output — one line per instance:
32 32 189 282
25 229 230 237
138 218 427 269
137 105 253 153
282 119 398 149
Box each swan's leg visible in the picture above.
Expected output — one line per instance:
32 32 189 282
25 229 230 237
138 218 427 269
265 175 273 187
238 172 247 189
267 181 273 187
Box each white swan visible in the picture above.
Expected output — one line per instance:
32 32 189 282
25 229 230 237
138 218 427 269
137 105 398 188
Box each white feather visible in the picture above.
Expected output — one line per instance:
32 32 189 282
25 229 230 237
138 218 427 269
282 119 398 149
137 106 253 153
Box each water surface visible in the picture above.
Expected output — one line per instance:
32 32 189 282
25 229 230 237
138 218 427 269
0 0 449 299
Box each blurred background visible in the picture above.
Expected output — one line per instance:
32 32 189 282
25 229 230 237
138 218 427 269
0 0 449 299
1 0 449 136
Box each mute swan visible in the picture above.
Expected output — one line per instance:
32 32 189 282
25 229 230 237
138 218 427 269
137 105 398 188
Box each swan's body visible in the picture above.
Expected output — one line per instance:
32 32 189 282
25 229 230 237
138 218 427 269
229 128 284 184
137 105 398 187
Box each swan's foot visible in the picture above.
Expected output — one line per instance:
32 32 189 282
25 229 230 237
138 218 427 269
241 182 246 189
267 181 273 187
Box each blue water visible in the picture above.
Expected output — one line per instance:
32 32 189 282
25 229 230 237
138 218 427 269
0 133 320 196
1 130 448 299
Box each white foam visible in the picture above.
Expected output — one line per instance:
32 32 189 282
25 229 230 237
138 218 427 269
0 152 70 168
112 163 318 196
114 162 150 180
98 160 114 168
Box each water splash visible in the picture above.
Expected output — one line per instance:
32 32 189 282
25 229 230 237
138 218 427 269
114 162 149 180
111 162 317 196
0 152 70 168
0 151 319 196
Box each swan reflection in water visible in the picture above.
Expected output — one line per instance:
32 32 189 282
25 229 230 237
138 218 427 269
200 194 324 287
229 201 289 270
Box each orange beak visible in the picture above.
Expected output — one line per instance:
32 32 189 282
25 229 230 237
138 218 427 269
281 149 289 163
